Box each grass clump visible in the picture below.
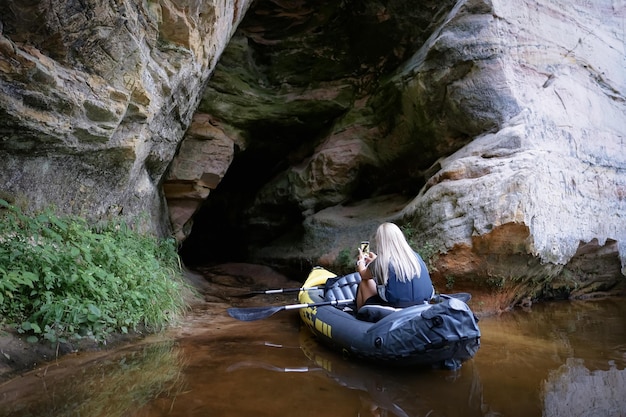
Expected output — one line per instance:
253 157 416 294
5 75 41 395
0 199 188 344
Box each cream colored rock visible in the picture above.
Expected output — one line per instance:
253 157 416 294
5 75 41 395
401 0 626 274
1 0 624 303
164 113 244 238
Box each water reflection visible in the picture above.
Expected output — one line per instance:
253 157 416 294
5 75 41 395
543 358 626 417
0 341 186 417
0 298 625 417
473 299 626 417
224 327 487 417
296 328 486 417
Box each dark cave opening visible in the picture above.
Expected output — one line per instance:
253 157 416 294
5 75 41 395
178 124 318 269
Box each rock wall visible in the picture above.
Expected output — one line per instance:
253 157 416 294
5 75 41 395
0 0 251 234
176 0 625 304
400 0 626 297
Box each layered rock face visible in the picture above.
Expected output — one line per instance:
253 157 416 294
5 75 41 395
177 0 626 304
398 0 626 301
1 0 625 307
0 0 251 234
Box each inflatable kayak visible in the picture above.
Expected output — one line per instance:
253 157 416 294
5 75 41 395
298 266 481 370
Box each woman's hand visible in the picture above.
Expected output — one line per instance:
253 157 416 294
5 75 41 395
356 249 377 268
365 251 377 265
356 249 376 281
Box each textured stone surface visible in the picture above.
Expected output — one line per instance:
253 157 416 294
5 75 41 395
0 0 252 233
398 0 626 299
164 113 242 239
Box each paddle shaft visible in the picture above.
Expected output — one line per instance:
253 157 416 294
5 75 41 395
233 281 355 298
253 286 321 295
227 298 354 321
230 286 323 299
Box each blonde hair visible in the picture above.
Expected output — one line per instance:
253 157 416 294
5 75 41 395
370 222 421 285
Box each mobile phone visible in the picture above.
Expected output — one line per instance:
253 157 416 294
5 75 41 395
360 241 369 254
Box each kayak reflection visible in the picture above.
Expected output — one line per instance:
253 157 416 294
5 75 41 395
298 327 488 417
228 327 488 417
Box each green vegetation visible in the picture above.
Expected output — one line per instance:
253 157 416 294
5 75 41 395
335 247 356 275
401 224 439 272
333 225 440 276
445 275 455 290
0 199 188 344
486 275 507 290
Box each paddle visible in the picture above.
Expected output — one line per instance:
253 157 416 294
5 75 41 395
227 299 355 321
231 286 323 299
227 292 472 321
231 279 357 298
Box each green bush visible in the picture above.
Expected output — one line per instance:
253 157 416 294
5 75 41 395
0 199 188 344
335 247 356 275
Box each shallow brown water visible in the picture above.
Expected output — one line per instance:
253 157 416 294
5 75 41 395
1 297 625 417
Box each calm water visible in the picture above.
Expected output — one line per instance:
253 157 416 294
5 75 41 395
1 298 625 417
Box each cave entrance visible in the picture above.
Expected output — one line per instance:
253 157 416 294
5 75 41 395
177 131 310 269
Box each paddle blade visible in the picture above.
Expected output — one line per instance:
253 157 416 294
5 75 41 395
451 292 471 302
227 305 284 321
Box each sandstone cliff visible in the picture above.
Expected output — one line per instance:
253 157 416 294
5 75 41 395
1 0 625 308
0 0 252 234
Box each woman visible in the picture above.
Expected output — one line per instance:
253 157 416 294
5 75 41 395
355 222 434 311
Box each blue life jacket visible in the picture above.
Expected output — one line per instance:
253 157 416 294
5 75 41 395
378 253 433 308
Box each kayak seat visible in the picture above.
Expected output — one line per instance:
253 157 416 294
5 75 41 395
356 304 401 322
323 272 360 303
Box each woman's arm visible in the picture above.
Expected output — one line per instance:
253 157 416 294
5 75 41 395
355 250 378 310
356 249 376 280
